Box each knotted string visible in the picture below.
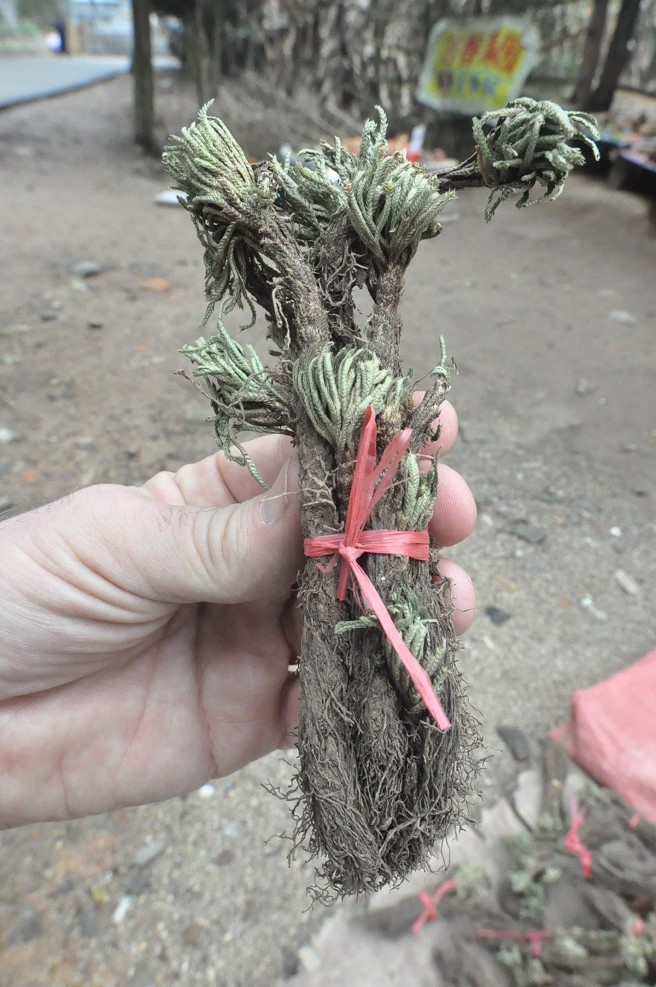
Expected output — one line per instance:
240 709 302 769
304 406 451 732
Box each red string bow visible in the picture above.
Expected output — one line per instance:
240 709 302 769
304 406 451 732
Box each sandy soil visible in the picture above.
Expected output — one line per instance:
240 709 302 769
0 70 654 987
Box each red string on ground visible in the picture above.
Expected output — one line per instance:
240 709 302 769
412 878 458 934
564 797 593 880
304 406 451 731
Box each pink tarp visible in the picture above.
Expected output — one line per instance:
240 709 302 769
551 647 656 822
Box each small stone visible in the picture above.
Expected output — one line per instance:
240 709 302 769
40 311 57 322
497 725 530 762
132 841 165 868
613 568 640 595
574 377 595 396
112 895 132 924
87 320 104 330
216 848 235 866
124 870 148 895
77 435 94 448
197 783 215 798
75 905 100 938
0 427 17 443
609 526 622 538
297 946 322 973
7 903 44 944
485 606 511 626
511 521 546 544
608 309 637 325
72 260 104 278
124 447 140 459
183 921 206 947
90 883 111 906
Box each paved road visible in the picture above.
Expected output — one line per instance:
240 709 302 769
0 54 131 109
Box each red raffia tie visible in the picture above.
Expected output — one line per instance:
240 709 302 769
564 797 593 880
304 406 451 732
412 878 458 935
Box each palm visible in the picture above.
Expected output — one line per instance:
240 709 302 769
31 597 297 818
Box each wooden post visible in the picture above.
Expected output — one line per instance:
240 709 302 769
132 0 155 152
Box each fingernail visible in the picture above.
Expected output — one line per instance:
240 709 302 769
260 457 299 525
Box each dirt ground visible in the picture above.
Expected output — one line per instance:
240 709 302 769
0 70 654 987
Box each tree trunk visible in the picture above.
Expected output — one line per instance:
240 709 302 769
208 0 225 96
189 2 211 104
587 0 643 112
572 0 610 107
131 0 155 151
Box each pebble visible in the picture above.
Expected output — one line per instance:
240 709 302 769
511 521 546 544
72 260 104 278
75 905 100 938
112 894 133 924
613 568 640 595
87 320 104 330
496 725 530 762
197 783 215 798
132 840 165 868
485 606 512 626
0 427 17 443
574 377 595 396
7 903 44 944
608 309 637 325
609 526 622 538
124 870 148 895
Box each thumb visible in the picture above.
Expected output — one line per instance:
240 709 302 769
144 453 303 605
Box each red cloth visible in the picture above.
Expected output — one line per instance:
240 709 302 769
551 647 656 822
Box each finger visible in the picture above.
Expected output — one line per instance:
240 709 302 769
159 455 303 605
430 463 477 548
81 458 304 607
412 395 459 457
435 558 477 635
142 433 295 509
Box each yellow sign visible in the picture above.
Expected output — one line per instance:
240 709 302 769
417 17 539 114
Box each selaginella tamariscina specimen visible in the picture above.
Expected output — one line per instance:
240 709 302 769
163 98 598 900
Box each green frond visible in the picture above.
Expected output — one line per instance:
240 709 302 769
181 321 294 486
473 97 600 221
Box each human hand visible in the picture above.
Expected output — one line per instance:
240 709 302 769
0 401 476 827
